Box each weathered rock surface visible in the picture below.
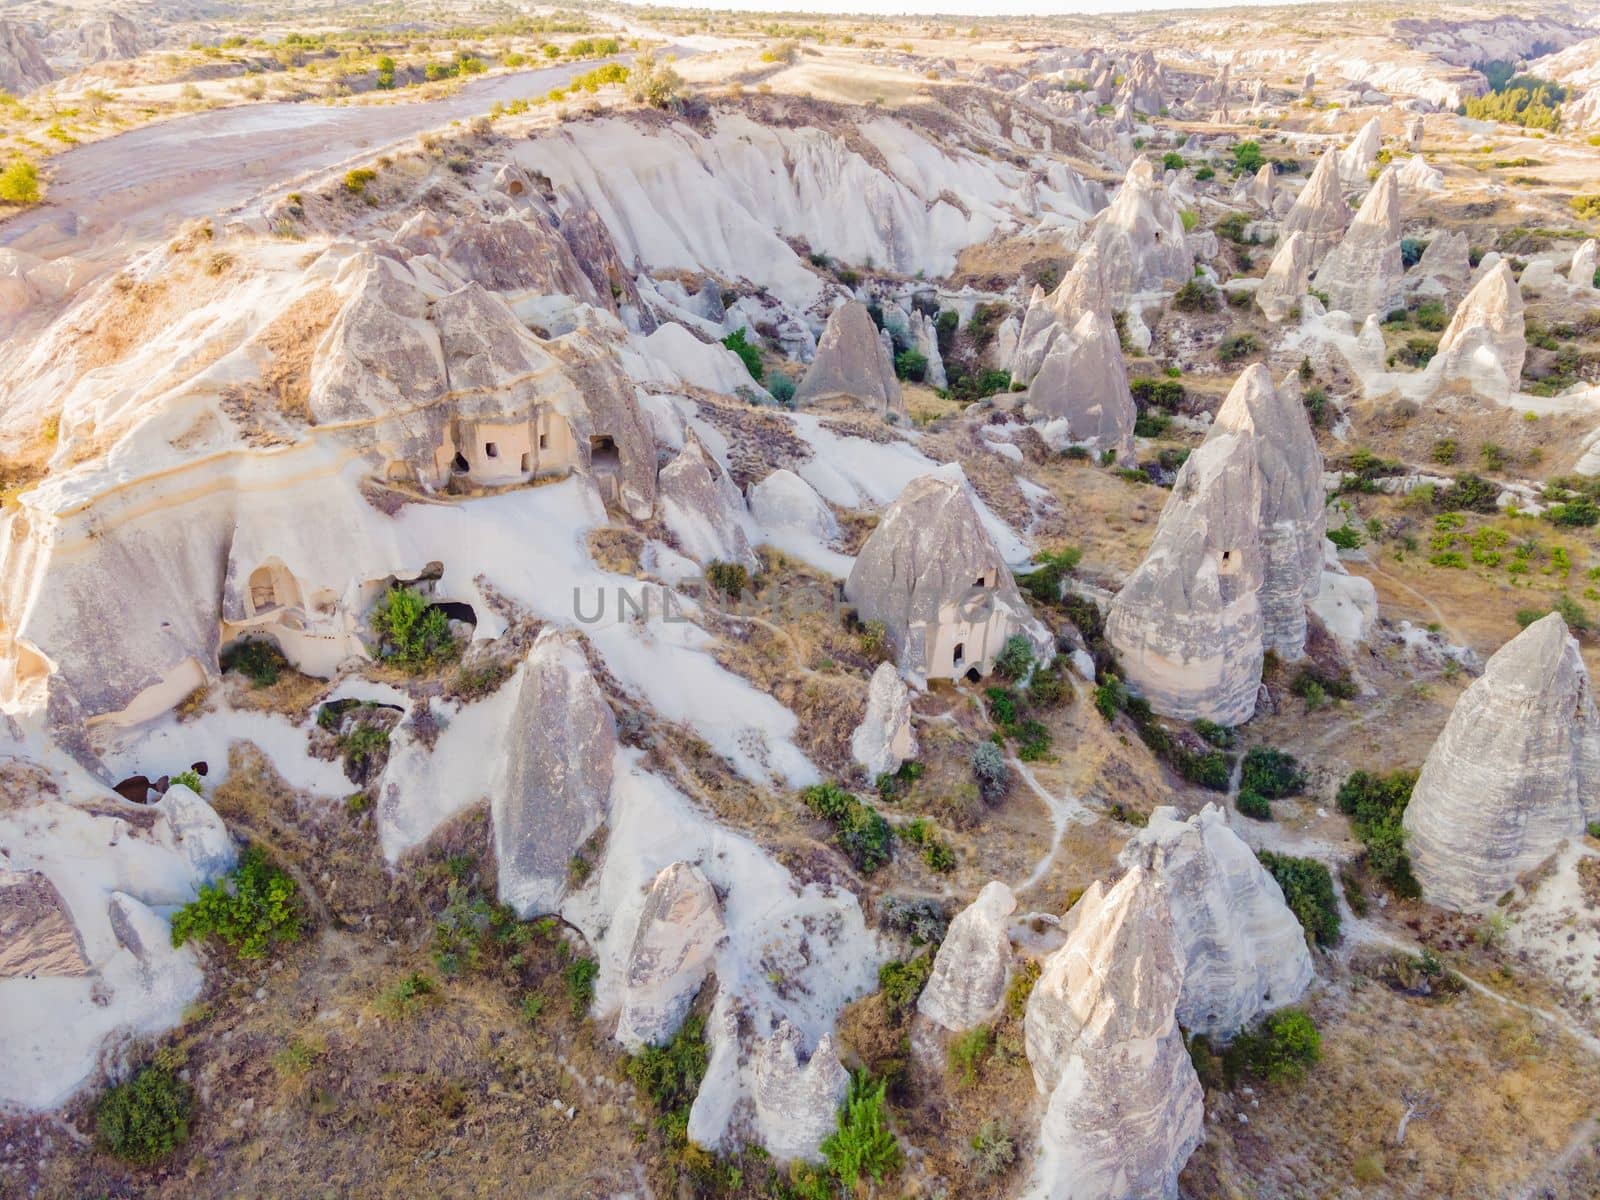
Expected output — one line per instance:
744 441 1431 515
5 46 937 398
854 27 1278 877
1081 157 1193 308
850 662 918 779
494 630 616 918
1022 867 1204 1200
748 468 838 543
658 438 760 573
615 862 725 1050
794 301 904 417
1396 152 1444 194
1311 167 1404 321
1280 148 1351 266
0 862 89 978
752 1021 849 1163
1214 366 1326 659
78 14 143 63
1403 614 1600 910
844 469 1046 679
1410 230 1471 303
0 21 52 94
1570 239 1598 289
1025 309 1137 462
917 880 1016 1031
1106 400 1266 725
1120 805 1314 1037
1339 116 1383 188
1432 259 1526 402
1256 231 1314 323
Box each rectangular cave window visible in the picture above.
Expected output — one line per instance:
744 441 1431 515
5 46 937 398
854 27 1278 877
484 442 498 459
520 452 531 472
590 434 620 471
539 433 549 450
953 642 965 669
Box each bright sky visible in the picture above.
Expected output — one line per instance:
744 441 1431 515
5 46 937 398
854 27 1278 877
621 0 1310 14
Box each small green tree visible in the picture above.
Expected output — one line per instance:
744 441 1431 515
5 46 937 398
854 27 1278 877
992 634 1035 681
821 1072 901 1189
721 327 764 383
0 157 41 205
370 586 455 668
170 846 301 958
96 1065 193 1164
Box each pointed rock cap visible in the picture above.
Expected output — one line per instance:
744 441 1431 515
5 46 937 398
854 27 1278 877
917 880 1017 1031
793 300 904 416
1281 147 1350 263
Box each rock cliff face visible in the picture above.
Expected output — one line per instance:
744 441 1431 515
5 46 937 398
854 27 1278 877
844 469 1047 679
850 662 918 779
658 438 760 574
751 1021 849 1163
1025 308 1137 463
1311 167 1404 321
1080 157 1193 308
78 14 143 63
1280 148 1351 266
1213 367 1326 660
1410 230 1471 303
494 630 617 918
1106 397 1266 725
1403 614 1600 910
917 880 1016 1031
0 21 52 94
1570 239 1598 289
1256 231 1314 323
1431 259 1526 402
615 862 724 1050
793 301 905 417
1120 805 1314 1037
1022 867 1204 1200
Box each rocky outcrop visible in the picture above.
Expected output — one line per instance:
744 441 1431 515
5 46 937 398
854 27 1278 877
658 438 760 574
794 301 904 418
1311 167 1404 321
1025 309 1137 462
1120 805 1314 1037
1081 157 1193 308
1403 614 1600 910
850 662 918 779
1338 116 1383 188
1406 114 1426 150
615 862 724 1050
1431 259 1526 402
0 21 52 94
1105 404 1266 725
1023 867 1203 1200
1396 153 1444 194
1256 231 1314 323
844 469 1047 680
907 307 948 388
1217 367 1326 659
752 1021 849 1163
78 14 142 63
1570 239 1598 289
917 881 1016 1032
0 862 89 977
748 468 838 543
1410 230 1471 303
494 630 617 919
1280 148 1351 266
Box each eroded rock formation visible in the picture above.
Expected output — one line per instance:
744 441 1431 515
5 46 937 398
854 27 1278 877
1311 167 1404 321
752 1021 848 1163
1080 157 1193 308
794 300 904 417
658 438 760 573
1280 148 1351 266
850 662 918 779
917 880 1016 1031
615 862 724 1050
1431 259 1526 402
1256 231 1314 323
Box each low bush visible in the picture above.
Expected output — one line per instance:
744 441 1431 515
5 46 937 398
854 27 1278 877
0 156 40 205
1240 747 1306 799
1336 770 1421 897
221 638 287 687
1225 1008 1321 1085
721 328 763 383
902 818 956 873
704 560 748 599
1173 277 1218 312
95 1064 193 1164
993 633 1035 680
821 1073 901 1190
970 741 1009 804
629 1013 708 1129
1217 332 1260 363
370 586 456 669
970 1119 1017 1178
893 349 927 381
947 1025 994 1086
1258 851 1341 947
879 955 933 1023
343 167 377 194
802 783 894 873
767 371 796 407
563 955 599 1016
170 846 301 958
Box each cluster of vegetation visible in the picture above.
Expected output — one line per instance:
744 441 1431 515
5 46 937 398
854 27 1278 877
1173 276 1219 313
983 636 1068 762
969 740 1010 805
1258 851 1341 947
370 585 458 669
722 328 763 383
1190 1008 1322 1091
1094 676 1232 790
1217 331 1260 363
788 1072 902 1197
1236 746 1307 820
629 1013 710 1170
1463 64 1564 130
901 817 956 873
170 846 302 959
1541 477 1600 528
95 1062 194 1164
627 52 685 109
877 954 933 1023
704 559 750 599
1288 662 1359 711
1016 546 1083 607
0 156 40 205
801 783 893 873
1336 770 1421 898
1516 593 1592 635
220 637 288 686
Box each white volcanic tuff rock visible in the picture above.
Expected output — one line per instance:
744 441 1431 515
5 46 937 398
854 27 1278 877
1410 230 1471 303
658 438 760 574
1214 367 1325 659
0 21 52 93
516 113 1104 313
78 14 142 63
1406 114 1426 150
1106 419 1266 726
917 880 1016 1032
748 468 838 542
1311 167 1404 322
0 861 89 977
1120 805 1314 1037
844 468 1048 679
751 1021 849 1163
1403 614 1600 910
640 323 761 396
1396 152 1444 194
1027 310 1137 463
907 307 948 389
1080 157 1194 308
615 862 725 1050
493 629 617 918
1338 116 1384 188
1431 259 1526 402
850 662 918 779
1022 867 1204 1200
392 206 605 315
1255 231 1314 323
794 301 904 417
1570 240 1598 289
1280 148 1351 267
1014 248 1108 382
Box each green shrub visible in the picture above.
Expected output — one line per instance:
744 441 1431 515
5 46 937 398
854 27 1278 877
821 1073 901 1189
1195 165 1215 181
879 955 932 1023
704 559 749 599
1258 851 1341 947
722 328 764 383
343 167 377 194
563 955 599 1016
1240 747 1305 799
1173 277 1218 312
170 846 301 959
629 1013 708 1121
1161 151 1185 171
1217 332 1260 363
767 371 797 406
970 1118 1016 1177
1237 789 1273 820
370 586 456 668
1546 496 1600 527
970 741 1009 803
221 638 287 686
1436 473 1499 513
1226 1008 1321 1085
1194 719 1234 748
95 1065 193 1164
375 971 437 1019
993 634 1034 680
1232 140 1266 172
0 156 41 205
803 783 894 873
1336 770 1421 897
893 349 928 382
947 1025 994 1086
1327 523 1363 550
1017 547 1082 606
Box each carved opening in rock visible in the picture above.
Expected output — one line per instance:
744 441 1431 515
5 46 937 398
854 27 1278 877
953 641 966 669
248 559 302 617
506 179 525 196
520 452 531 472
539 433 549 449
1217 548 1239 575
484 441 499 459
452 451 470 473
191 761 209 776
430 600 477 630
112 775 154 804
590 434 620 472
